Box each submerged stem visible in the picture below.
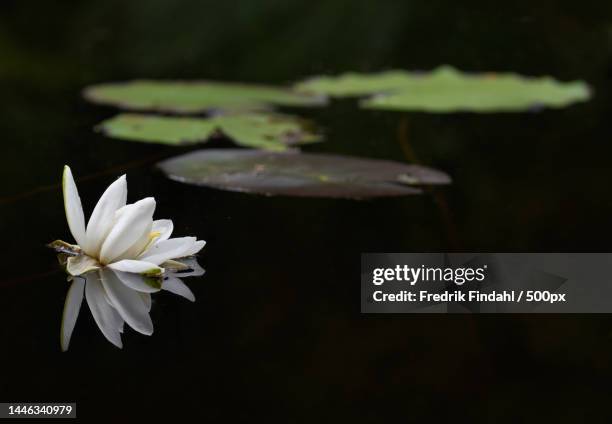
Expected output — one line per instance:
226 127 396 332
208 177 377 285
396 115 460 249
396 116 420 163
0 152 169 206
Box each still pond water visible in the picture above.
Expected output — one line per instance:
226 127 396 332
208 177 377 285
1 0 612 421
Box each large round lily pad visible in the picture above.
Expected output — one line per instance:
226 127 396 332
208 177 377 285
84 80 327 113
157 149 451 199
96 113 320 151
294 66 591 112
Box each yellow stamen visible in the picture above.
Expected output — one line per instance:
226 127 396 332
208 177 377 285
138 231 163 256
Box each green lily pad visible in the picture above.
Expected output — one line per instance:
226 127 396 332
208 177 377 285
83 80 327 113
295 66 591 112
96 113 321 151
157 149 451 199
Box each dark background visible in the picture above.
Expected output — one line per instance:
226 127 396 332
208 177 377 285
1 0 612 421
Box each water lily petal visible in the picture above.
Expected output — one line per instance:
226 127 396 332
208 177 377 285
99 197 156 264
162 276 195 302
62 166 86 247
84 175 127 257
99 268 154 336
85 272 123 348
111 269 162 293
107 259 163 276
140 293 152 312
152 219 173 242
113 204 129 220
167 257 206 277
139 237 196 265
66 255 101 276
135 219 174 258
161 259 190 271
114 222 153 261
184 240 206 256
60 277 85 352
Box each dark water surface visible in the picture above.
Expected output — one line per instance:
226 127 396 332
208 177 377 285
2 0 612 421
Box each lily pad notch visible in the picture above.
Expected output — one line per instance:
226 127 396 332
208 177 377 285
95 113 321 151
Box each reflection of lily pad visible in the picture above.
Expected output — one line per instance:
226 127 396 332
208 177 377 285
83 80 327 113
295 66 591 112
96 113 321 151
157 149 451 199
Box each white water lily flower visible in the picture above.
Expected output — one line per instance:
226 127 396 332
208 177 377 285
59 165 206 277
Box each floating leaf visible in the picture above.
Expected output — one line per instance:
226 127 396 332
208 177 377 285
296 70 418 97
96 113 321 151
83 80 327 113
295 66 591 112
157 149 451 199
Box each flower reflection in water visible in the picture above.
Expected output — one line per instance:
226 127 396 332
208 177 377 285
60 256 204 351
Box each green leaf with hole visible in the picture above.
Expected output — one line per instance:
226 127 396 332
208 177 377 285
84 80 327 113
96 113 321 151
157 149 451 199
295 66 591 112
